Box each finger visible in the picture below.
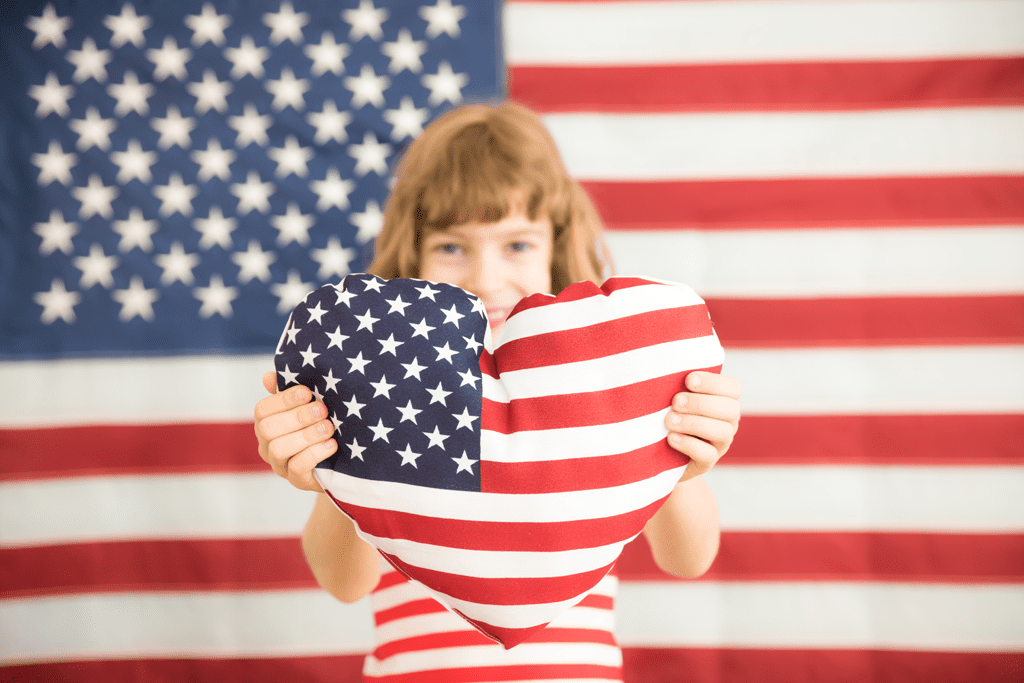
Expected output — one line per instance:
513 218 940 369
254 383 314 425
667 432 719 480
262 371 278 395
685 371 742 399
263 411 333 464
672 392 740 424
285 439 336 492
665 411 735 448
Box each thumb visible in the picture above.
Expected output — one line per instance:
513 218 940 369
262 370 278 395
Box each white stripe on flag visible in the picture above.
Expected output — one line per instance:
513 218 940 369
727 346 1024 415
4 466 1020 548
365 641 623 676
616 582 1024 650
505 0 1024 64
605 227 1024 298
543 109 1024 180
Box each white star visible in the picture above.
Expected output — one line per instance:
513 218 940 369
268 135 313 178
381 29 426 73
193 206 237 250
311 236 355 280
232 239 276 283
321 368 341 394
185 3 231 47
306 301 328 324
395 443 420 467
348 132 391 177
70 107 116 151
279 364 299 386
423 425 450 450
307 100 352 145
191 138 235 182
368 418 392 442
29 72 73 118
310 167 355 212
457 368 479 389
147 36 191 81
343 394 365 417
110 139 157 184
271 202 314 246
351 199 384 242
231 170 275 214
66 37 111 83
299 343 320 367
370 374 396 398
422 61 468 106
72 174 118 220
378 334 403 356
112 275 159 322
104 4 152 48
383 96 428 141
453 406 478 430
282 322 300 345
224 36 269 79
452 451 477 474
264 1 309 45
385 295 410 315
420 0 467 39
434 341 458 363
305 31 350 77
229 103 273 147
409 317 435 339
346 351 371 374
193 274 238 318
34 278 81 324
188 70 232 115
343 0 388 41
270 269 313 314
362 277 385 292
325 326 349 350
154 241 199 285
416 283 439 301
333 285 356 307
347 437 367 460
344 64 389 109
401 357 426 381
112 208 157 252
426 382 451 406
74 243 118 289
471 297 485 316
108 70 154 117
441 304 464 327
33 210 78 256
396 400 421 424
26 4 71 50
266 67 310 111
151 105 196 149
354 309 380 332
31 140 76 186
154 172 198 217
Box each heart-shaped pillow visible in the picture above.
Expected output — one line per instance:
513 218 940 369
274 274 724 648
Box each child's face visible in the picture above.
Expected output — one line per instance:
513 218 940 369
419 209 553 340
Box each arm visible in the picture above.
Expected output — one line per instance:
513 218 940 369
255 371 380 601
645 371 741 578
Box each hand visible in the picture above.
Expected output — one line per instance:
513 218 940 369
665 371 742 482
254 371 338 492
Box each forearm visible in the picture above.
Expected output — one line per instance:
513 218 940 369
643 475 720 578
302 492 382 602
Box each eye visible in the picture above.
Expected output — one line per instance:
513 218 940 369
507 241 532 253
434 242 462 255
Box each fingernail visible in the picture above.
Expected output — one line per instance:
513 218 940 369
689 373 702 389
317 421 331 435
675 394 688 410
669 414 681 427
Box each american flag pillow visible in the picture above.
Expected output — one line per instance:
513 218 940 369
274 274 725 648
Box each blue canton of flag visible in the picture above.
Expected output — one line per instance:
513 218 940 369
0 0 503 357
274 274 488 492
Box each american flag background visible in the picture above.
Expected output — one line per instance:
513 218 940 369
1 0 1022 681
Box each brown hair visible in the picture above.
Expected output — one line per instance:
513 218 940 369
367 102 612 294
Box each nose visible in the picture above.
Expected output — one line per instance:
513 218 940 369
459 245 504 300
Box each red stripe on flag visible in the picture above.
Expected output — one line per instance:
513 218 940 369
331 496 666 551
728 415 1024 466
371 627 618 661
374 598 448 626
620 648 1024 683
492 306 713 372
709 295 1024 348
583 176 1024 230
507 276 663 315
618 532 1024 583
510 59 1024 112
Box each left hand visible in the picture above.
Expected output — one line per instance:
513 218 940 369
666 371 742 481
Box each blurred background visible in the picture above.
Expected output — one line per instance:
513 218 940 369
1 0 1022 681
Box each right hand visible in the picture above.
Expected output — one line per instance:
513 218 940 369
254 371 338 491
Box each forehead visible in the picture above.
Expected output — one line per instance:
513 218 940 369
437 210 553 241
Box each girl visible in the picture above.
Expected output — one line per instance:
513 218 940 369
255 102 743 681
